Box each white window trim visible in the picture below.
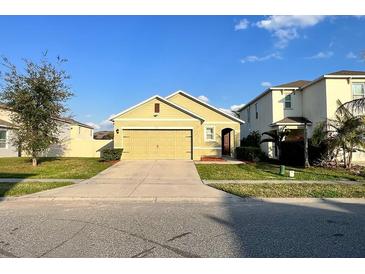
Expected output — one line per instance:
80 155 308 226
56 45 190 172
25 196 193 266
284 94 292 109
352 82 365 100
0 129 8 149
194 146 221 150
204 125 216 142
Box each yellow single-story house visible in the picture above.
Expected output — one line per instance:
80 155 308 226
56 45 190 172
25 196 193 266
110 90 244 160
0 103 112 158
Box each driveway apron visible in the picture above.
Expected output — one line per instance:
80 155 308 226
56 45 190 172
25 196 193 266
22 160 236 201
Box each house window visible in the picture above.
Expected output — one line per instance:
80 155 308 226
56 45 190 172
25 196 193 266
247 106 250 123
78 126 81 134
284 94 292 109
352 83 365 100
0 130 7 148
204 126 215 141
154 103 160 113
255 103 258 119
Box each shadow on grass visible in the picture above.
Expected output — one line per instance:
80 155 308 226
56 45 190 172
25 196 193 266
0 182 17 197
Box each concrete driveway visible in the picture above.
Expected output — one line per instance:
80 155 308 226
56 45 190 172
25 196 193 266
24 160 235 202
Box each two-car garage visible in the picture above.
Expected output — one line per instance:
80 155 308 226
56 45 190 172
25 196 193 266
122 129 192 160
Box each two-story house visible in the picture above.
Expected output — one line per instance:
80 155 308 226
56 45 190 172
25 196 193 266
238 70 365 162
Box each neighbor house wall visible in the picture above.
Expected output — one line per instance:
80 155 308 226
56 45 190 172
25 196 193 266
325 77 365 162
271 89 303 122
239 91 273 156
0 108 18 157
43 123 107 158
302 79 327 137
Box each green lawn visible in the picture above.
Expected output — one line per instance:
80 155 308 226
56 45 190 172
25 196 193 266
0 182 73 197
209 183 365 198
196 162 365 181
0 157 116 179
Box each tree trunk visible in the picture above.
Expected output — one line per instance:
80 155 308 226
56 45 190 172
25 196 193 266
342 145 347 168
304 123 310 168
277 142 281 163
32 157 37 167
348 145 353 169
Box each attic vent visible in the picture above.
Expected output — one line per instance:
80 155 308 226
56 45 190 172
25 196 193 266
154 103 160 113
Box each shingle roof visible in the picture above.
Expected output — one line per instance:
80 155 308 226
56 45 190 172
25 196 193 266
272 116 312 125
327 70 365 76
273 80 312 88
0 103 93 129
56 117 94 129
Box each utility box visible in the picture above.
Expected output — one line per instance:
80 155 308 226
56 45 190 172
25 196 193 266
279 165 285 176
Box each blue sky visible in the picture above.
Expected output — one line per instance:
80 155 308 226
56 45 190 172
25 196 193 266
0 15 364 130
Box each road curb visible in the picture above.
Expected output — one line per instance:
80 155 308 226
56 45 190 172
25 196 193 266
3 196 365 204
203 180 362 185
0 178 84 183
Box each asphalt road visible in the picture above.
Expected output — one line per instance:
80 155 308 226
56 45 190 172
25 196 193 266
0 199 364 258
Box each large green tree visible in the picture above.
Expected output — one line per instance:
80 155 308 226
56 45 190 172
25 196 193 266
0 55 73 166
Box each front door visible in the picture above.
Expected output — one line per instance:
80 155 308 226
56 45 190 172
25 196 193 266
222 131 230 155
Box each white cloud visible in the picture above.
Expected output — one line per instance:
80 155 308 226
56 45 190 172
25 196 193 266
86 122 101 130
234 19 249 31
85 114 92 118
346 51 357 59
230 103 245 111
306 51 334 59
197 95 209 103
219 108 235 116
240 52 282 63
256 15 326 48
219 103 245 116
261 81 272 88
87 114 115 131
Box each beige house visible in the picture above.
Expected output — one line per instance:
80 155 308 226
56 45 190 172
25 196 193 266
111 90 243 160
0 104 111 158
239 70 365 162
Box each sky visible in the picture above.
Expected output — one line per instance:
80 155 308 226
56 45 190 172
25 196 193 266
0 15 364 130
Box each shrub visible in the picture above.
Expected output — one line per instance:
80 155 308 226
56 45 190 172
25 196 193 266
101 148 123 161
236 146 266 162
240 131 261 147
281 140 329 166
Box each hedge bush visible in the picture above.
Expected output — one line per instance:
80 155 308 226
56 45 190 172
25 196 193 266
236 146 266 162
101 148 123 161
240 130 261 147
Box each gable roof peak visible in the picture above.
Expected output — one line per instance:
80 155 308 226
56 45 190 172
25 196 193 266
109 94 205 121
166 90 244 124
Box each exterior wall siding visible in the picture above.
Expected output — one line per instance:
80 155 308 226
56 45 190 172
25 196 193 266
240 91 273 156
0 107 103 158
113 94 241 160
302 79 327 137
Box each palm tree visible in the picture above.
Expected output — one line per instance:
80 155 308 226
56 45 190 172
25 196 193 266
312 100 365 169
260 129 289 161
